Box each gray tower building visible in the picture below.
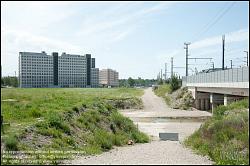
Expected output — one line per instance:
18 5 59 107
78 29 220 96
19 51 99 88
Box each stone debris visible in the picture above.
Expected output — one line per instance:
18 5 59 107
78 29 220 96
127 140 134 145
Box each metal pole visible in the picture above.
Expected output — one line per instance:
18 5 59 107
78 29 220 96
184 42 191 76
165 63 167 81
230 60 232 69
222 35 225 70
171 57 173 78
244 51 248 66
161 69 162 79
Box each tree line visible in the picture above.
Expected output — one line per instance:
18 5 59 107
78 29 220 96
1 76 18 87
119 77 157 87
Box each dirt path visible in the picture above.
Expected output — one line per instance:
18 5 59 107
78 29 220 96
68 88 213 165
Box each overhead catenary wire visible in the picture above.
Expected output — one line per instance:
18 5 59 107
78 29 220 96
191 2 236 42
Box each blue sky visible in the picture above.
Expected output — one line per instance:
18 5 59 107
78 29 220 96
1 1 249 79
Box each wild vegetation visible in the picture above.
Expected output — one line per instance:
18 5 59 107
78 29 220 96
1 88 149 165
153 83 193 110
185 99 249 165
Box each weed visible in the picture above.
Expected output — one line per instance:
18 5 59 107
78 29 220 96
5 134 18 151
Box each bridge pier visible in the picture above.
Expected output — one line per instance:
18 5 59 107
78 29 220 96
195 99 201 110
223 94 245 106
190 87 248 112
210 93 224 113
205 99 210 110
193 91 210 111
201 99 205 110
224 94 228 106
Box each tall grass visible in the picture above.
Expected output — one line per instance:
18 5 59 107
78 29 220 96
185 99 249 165
154 84 171 97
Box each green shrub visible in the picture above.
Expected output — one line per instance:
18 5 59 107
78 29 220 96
94 129 113 150
5 134 18 151
131 130 149 143
112 133 127 146
169 75 181 92
111 111 134 132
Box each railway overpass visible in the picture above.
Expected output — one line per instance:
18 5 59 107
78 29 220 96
182 66 249 111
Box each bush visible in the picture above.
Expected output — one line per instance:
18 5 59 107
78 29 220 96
170 75 180 92
112 133 128 146
131 130 149 143
111 111 134 132
94 129 113 150
5 134 18 151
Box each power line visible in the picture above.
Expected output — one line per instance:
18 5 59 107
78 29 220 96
191 3 231 41
191 2 236 42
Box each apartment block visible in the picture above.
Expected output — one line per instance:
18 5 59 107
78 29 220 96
99 69 119 87
19 51 99 88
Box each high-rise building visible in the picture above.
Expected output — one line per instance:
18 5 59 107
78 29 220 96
91 68 99 88
99 69 119 87
19 51 99 88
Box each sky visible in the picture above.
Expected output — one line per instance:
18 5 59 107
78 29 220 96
1 1 249 79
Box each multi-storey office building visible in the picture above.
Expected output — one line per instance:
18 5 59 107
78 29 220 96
91 68 99 88
99 69 119 87
19 51 99 88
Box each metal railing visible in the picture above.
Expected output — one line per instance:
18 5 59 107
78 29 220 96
182 66 249 86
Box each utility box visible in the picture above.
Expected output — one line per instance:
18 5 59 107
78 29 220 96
159 133 179 141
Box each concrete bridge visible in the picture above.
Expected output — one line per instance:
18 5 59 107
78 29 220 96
182 66 249 112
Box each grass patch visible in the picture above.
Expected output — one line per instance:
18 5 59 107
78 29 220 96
185 99 249 165
154 84 171 97
1 88 148 165
5 134 18 151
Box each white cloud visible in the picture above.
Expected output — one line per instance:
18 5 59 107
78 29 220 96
5 29 81 53
191 28 249 50
76 2 177 42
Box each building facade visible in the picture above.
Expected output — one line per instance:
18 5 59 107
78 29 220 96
99 69 119 87
19 51 99 88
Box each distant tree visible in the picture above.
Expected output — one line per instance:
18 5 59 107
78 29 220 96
127 77 135 87
157 78 163 85
170 75 180 92
119 79 129 87
2 76 18 87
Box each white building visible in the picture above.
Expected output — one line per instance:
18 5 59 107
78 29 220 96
99 69 119 87
19 51 99 88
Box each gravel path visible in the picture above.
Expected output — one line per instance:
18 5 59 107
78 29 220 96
69 141 211 165
68 88 213 165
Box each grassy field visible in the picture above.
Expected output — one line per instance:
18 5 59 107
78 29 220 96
185 99 249 165
1 88 148 164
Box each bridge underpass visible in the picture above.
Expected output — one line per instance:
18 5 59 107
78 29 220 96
182 66 249 112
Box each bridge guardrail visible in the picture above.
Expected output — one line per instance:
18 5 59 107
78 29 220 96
182 66 249 86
